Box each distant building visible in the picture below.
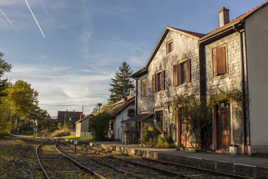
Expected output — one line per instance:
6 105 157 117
57 111 83 129
110 96 136 142
75 115 91 137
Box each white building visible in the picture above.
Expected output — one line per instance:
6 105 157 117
111 96 135 141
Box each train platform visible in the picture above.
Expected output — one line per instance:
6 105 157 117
90 142 268 178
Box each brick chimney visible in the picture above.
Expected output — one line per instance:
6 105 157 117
219 7 230 27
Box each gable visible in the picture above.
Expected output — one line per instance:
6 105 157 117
146 27 204 69
147 28 201 71
132 26 204 78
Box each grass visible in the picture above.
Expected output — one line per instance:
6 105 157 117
61 135 93 141
62 135 76 139
0 138 44 178
0 133 14 140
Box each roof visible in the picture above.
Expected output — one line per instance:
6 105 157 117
75 115 91 123
201 1 268 42
112 95 135 107
132 26 204 78
121 113 153 123
110 96 135 117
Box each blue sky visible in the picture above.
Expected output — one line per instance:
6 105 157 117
0 0 265 116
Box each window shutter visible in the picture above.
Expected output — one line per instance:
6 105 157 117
152 74 156 93
186 60 191 82
217 46 227 75
161 71 165 90
142 80 146 97
213 48 217 75
173 65 178 86
178 64 182 85
144 80 147 96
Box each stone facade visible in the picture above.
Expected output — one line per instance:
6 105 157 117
136 28 201 145
133 2 268 154
204 32 244 151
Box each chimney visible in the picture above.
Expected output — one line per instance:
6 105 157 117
218 7 230 27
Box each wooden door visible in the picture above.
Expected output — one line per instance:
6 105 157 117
216 102 231 150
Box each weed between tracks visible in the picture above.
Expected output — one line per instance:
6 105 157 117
0 139 43 179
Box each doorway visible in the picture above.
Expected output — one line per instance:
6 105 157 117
215 102 231 150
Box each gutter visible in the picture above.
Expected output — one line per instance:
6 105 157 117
135 79 138 116
199 21 242 45
238 28 248 152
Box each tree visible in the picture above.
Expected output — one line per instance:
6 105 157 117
0 54 11 135
8 80 39 122
90 112 112 141
109 62 134 103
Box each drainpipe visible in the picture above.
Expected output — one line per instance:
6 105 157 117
135 79 138 116
238 26 250 153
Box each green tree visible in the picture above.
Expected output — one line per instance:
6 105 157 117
0 54 11 135
8 80 39 124
90 112 112 141
109 62 134 103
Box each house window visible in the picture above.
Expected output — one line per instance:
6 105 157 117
213 45 227 76
127 109 135 117
141 79 147 97
166 40 174 54
152 71 165 93
155 110 163 130
173 59 191 86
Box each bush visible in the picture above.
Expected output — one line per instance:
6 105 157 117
142 127 174 148
90 112 113 141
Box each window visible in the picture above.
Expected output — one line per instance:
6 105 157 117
155 110 163 130
173 59 191 86
213 45 227 76
166 40 173 54
127 109 135 117
152 71 165 93
141 79 147 97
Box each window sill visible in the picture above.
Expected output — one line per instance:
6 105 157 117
174 82 192 88
213 73 228 80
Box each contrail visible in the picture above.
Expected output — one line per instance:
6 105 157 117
0 9 13 25
24 0 46 39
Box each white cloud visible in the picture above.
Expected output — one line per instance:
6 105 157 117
6 64 112 116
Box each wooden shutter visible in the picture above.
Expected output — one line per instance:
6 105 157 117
213 48 217 76
217 46 227 75
173 65 178 86
178 64 182 85
142 79 146 97
161 71 165 90
152 74 156 93
185 60 191 82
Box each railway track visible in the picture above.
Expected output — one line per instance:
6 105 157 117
59 144 179 178
61 143 240 179
35 141 105 179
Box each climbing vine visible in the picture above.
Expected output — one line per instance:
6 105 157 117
171 88 243 151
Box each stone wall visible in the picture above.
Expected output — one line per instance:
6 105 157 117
204 32 244 147
137 30 200 143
